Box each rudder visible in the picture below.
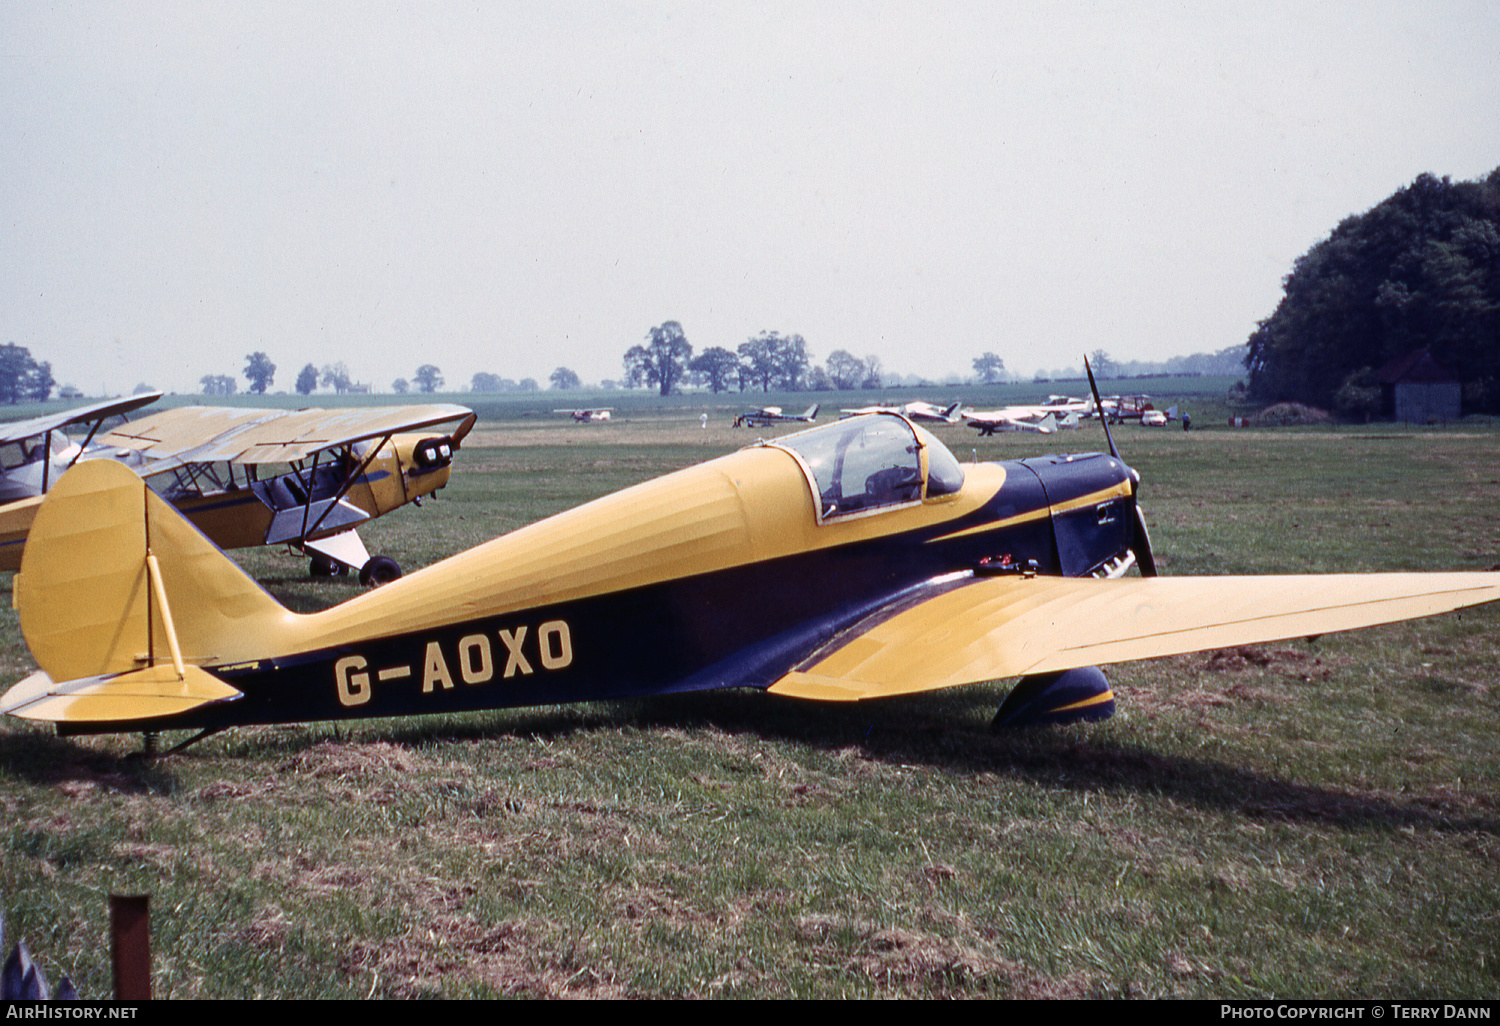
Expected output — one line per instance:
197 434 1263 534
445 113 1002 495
14 459 293 685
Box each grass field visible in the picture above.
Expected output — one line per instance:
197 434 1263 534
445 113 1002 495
0 413 1497 998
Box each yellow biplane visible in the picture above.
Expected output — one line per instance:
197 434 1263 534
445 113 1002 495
0 400 475 585
1 402 1496 747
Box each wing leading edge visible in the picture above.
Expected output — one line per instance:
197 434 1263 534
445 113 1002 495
0 392 164 448
98 403 477 466
768 571 1500 701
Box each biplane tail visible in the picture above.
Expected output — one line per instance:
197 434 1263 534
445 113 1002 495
1 460 296 727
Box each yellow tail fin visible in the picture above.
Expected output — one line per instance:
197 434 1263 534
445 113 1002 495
14 459 290 685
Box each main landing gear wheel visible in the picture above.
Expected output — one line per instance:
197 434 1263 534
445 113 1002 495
991 667 1115 730
359 555 402 587
309 553 344 577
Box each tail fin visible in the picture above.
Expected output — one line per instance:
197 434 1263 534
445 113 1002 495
6 460 292 724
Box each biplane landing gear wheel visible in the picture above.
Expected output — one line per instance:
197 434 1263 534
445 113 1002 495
359 555 402 588
309 553 343 577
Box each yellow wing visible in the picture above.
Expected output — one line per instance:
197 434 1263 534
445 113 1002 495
769 572 1500 701
98 403 476 466
0 391 163 447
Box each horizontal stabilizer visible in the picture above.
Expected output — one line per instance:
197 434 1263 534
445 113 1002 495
769 571 1500 702
0 665 241 724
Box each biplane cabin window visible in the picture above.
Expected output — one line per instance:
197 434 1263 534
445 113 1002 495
0 434 70 472
0 442 31 473
774 414 964 520
145 460 250 501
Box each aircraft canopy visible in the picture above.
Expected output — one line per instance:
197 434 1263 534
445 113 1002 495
768 413 964 520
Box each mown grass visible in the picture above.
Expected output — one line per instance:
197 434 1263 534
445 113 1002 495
0 415 1497 997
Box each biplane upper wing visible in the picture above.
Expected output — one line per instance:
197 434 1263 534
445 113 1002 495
769 571 1500 701
0 392 163 447
98 403 477 468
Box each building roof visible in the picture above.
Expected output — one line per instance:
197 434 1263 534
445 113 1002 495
1376 348 1459 385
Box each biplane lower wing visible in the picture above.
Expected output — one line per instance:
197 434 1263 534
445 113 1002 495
769 571 1500 701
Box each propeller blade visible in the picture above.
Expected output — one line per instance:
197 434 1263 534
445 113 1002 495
1132 504 1158 577
1084 356 1120 460
1084 355 1155 576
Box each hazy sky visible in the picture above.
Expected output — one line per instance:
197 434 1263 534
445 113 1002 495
3 2 1497 396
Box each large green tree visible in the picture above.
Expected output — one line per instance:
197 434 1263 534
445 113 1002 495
200 374 237 395
737 333 779 392
972 351 1006 384
624 321 693 396
0 343 52 404
321 363 353 394
690 347 740 393
1248 169 1500 411
737 331 811 392
825 350 866 390
774 333 811 391
243 351 276 394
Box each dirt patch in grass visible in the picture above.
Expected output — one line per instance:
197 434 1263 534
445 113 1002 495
344 914 631 999
1122 647 1342 717
794 914 1097 997
280 740 432 779
193 779 277 802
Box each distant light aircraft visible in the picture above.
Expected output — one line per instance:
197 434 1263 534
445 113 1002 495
963 393 1100 435
4 387 1496 745
964 410 1087 436
0 400 476 585
734 404 819 428
1102 395 1155 423
554 408 613 423
840 401 964 424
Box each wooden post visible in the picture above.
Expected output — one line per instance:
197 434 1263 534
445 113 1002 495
110 894 150 1000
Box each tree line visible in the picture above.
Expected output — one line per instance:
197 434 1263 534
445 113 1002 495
193 357 581 397
622 322 887 397
200 358 449 396
1247 168 1500 413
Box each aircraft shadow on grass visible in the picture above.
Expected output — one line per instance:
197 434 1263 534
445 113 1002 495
0 685 1493 837
345 689 1500 837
